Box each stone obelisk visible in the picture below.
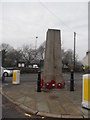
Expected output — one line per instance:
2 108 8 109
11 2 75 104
43 29 64 83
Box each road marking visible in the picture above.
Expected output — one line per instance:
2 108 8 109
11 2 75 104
42 116 45 119
25 113 31 117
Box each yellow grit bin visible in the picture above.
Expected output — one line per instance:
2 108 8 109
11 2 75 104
13 70 20 84
82 74 90 109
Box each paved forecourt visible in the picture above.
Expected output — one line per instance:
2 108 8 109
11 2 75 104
2 82 84 118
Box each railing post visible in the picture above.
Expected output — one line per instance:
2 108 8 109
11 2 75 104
70 69 74 91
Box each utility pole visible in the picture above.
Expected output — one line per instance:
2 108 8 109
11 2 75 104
74 32 76 71
70 32 76 91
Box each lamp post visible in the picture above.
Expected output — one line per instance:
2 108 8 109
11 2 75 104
35 37 38 50
35 37 38 58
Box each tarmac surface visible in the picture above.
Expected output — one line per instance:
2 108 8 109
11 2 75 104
2 96 27 118
1 73 90 118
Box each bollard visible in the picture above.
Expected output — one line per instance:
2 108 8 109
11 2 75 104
70 69 74 91
82 74 90 109
12 70 20 84
37 71 41 92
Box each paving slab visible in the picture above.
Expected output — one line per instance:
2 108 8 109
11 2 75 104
16 96 26 104
24 97 36 111
61 114 83 118
48 90 83 116
36 102 50 113
6 91 24 100
19 104 37 114
47 97 66 115
37 112 61 118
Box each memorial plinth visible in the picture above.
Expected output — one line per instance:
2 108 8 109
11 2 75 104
43 29 64 85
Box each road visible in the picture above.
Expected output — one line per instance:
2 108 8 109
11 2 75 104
2 73 38 84
2 72 83 84
2 96 27 118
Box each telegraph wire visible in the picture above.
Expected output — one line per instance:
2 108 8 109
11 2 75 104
38 1 83 37
38 1 75 33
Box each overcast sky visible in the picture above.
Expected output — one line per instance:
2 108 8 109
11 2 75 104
1 1 88 61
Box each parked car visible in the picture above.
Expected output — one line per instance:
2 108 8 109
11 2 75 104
3 69 13 77
1 67 13 77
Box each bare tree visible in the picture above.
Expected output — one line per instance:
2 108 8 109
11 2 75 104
6 49 22 67
0 43 23 67
0 43 14 67
1 43 12 50
37 41 45 60
62 49 78 67
21 44 36 65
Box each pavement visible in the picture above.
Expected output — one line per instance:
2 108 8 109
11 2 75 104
1 73 90 118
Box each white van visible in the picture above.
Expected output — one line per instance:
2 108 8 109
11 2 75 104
33 64 39 68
